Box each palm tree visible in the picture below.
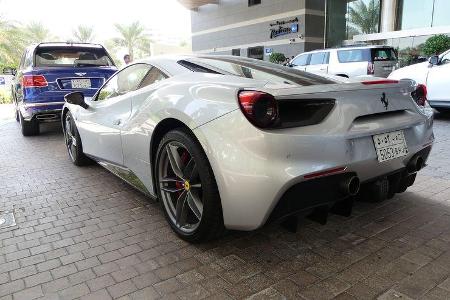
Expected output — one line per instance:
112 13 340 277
347 0 380 36
72 25 95 43
0 19 26 67
113 21 151 60
25 22 53 43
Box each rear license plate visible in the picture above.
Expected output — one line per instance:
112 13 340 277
373 130 408 162
71 79 91 89
383 66 393 71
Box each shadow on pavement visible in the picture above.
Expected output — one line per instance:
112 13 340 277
39 122 63 136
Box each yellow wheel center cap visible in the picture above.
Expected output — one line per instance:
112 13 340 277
183 181 190 191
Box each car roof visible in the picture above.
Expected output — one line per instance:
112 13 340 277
35 42 104 48
134 54 336 85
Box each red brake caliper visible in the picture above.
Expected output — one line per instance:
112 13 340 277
175 150 190 195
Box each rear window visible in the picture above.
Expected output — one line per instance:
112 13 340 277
337 49 371 63
35 46 114 67
178 56 335 86
371 48 397 61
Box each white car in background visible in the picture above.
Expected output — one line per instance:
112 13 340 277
291 45 398 78
389 50 450 111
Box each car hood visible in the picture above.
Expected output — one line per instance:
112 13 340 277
389 61 429 79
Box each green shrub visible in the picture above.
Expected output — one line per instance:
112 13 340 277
422 34 450 56
0 89 12 104
269 52 286 64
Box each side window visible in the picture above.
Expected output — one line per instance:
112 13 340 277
96 64 151 101
25 50 33 68
337 49 370 63
291 54 309 66
139 67 167 89
19 53 26 69
309 52 327 65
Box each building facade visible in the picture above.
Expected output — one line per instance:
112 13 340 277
179 0 450 64
184 0 326 60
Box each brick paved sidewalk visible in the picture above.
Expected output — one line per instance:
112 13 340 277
1 116 450 300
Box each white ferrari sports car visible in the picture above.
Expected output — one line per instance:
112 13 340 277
62 55 434 241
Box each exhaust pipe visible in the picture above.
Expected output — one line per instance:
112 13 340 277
407 156 424 173
36 114 58 121
340 175 360 196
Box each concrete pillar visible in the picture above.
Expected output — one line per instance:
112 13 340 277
380 0 398 32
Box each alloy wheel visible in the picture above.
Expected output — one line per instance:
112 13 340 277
158 141 203 233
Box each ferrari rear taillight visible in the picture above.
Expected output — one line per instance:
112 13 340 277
22 75 48 87
367 61 375 75
362 79 399 85
238 91 278 128
411 84 427 107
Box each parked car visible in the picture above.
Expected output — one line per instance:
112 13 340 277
62 55 433 242
291 45 398 78
12 42 117 136
389 49 450 111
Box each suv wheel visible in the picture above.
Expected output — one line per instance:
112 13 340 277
19 112 39 136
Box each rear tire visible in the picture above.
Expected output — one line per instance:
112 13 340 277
19 113 39 136
63 111 92 166
155 128 225 242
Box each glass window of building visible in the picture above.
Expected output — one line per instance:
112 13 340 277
397 0 450 29
326 0 381 47
396 0 434 30
432 0 450 27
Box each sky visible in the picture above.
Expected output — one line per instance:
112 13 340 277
0 0 192 43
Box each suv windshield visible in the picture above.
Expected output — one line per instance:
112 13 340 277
178 56 335 86
35 46 114 67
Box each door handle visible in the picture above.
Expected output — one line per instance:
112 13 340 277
113 119 121 126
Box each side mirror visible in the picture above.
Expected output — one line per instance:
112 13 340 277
64 91 89 109
429 55 439 66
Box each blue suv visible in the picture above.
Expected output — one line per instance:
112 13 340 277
12 42 117 136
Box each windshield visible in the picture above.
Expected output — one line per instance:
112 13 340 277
179 56 335 86
35 46 114 67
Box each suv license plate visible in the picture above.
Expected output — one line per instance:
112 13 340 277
71 79 91 89
373 130 408 162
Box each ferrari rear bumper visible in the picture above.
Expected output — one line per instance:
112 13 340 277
194 109 434 231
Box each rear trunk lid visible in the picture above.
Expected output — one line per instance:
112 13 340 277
265 80 424 136
371 47 398 78
30 66 116 91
